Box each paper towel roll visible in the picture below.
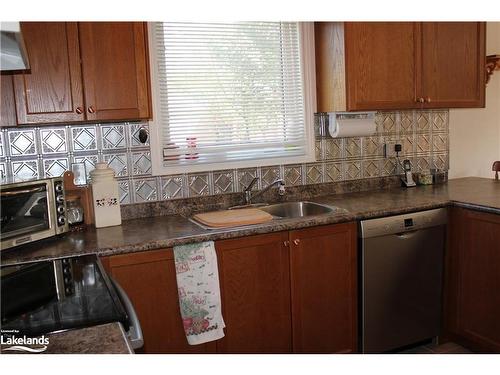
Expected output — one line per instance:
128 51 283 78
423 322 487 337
328 116 376 138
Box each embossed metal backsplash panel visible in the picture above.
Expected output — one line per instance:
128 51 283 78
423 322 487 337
0 110 448 205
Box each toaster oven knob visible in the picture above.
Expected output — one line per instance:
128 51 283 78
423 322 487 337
58 216 66 225
55 184 63 193
57 205 65 214
56 195 65 203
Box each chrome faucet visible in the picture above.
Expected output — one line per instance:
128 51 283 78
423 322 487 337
243 177 285 205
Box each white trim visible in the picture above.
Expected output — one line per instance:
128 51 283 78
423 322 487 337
149 22 317 176
148 22 165 177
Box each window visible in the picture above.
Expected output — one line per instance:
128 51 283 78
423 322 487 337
149 22 315 175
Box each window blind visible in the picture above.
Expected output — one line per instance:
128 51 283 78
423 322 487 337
153 22 306 167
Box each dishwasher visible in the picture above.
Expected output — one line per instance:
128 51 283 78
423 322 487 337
359 208 447 353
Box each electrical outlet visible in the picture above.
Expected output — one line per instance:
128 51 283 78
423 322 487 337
384 142 402 158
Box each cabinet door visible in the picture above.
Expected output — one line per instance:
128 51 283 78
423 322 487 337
1 75 17 127
78 22 151 121
421 22 485 108
444 208 500 353
101 249 216 354
344 22 420 110
13 22 85 124
216 232 292 353
290 222 357 353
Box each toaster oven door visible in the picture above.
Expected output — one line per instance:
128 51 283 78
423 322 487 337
0 182 54 248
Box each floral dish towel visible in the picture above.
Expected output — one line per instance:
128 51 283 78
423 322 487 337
173 241 225 345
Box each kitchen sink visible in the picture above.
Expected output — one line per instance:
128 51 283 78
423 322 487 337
259 201 337 219
189 201 341 230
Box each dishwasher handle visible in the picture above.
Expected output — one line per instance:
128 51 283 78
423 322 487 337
110 276 144 350
394 230 420 239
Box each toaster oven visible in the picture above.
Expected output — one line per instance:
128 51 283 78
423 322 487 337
1 177 69 250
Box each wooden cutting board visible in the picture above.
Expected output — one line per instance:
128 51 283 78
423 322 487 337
192 208 273 228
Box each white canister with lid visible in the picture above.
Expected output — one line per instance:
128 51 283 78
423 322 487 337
90 162 122 228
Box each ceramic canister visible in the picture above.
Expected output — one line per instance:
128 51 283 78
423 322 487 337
90 162 122 228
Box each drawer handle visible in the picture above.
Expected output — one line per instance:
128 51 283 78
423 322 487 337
425 97 432 103
416 97 425 103
293 239 300 245
283 240 290 247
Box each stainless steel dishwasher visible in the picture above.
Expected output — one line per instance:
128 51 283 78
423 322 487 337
359 208 447 353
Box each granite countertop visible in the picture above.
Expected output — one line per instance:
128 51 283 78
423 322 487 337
0 323 133 354
2 177 499 266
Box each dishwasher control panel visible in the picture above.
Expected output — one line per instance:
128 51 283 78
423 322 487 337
359 208 447 239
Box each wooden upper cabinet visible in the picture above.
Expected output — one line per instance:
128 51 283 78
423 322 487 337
421 22 486 108
344 22 420 111
101 249 215 354
13 23 85 124
216 232 292 353
1 75 17 127
289 222 357 353
78 22 151 121
315 22 486 111
9 22 151 126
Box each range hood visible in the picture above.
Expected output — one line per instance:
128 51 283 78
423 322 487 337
1 22 30 71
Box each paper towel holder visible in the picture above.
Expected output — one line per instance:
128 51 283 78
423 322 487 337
328 111 377 138
329 111 376 121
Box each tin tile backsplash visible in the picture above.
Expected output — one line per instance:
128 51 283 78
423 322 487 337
0 110 449 205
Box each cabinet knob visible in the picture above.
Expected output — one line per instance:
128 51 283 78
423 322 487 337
416 97 425 103
425 97 431 103
87 106 96 114
283 240 290 247
293 239 300 245
75 107 83 114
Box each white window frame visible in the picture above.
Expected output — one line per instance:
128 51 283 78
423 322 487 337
148 22 317 176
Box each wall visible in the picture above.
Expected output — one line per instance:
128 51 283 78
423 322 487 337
0 110 449 205
448 22 500 179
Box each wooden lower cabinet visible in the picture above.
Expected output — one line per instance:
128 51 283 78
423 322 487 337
444 208 500 353
289 222 358 353
101 222 358 354
101 249 216 353
215 232 292 353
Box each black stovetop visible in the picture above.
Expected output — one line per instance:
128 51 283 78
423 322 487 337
1 254 128 337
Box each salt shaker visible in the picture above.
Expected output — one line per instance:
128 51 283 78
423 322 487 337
90 162 122 228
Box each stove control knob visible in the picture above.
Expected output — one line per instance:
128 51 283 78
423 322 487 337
58 216 66 226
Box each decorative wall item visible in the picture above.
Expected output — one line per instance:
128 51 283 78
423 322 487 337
486 55 500 84
0 110 449 205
